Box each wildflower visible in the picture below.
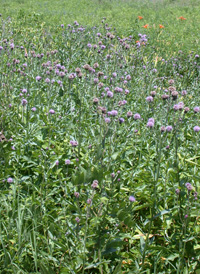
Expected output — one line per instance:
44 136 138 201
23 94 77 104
171 91 178 100
194 106 200 113
87 198 92 205
179 16 186 20
194 126 200 132
147 118 155 128
7 177 13 183
31 107 36 112
134 113 141 120
138 16 143 20
185 182 193 191
150 91 156 97
87 43 92 48
127 111 133 118
184 107 189 113
166 126 173 132
75 217 80 223
49 109 55 114
146 96 153 102
105 117 111 123
107 91 113 98
143 24 149 28
65 159 71 165
91 180 98 189
93 78 99 84
129 196 136 202
74 192 80 198
110 110 118 116
55 160 59 166
162 94 169 100
181 90 187 96
36 76 42 81
70 140 78 147
21 98 28 106
175 188 180 195
147 121 154 128
160 126 166 132
159 24 164 29
119 118 125 124
93 98 99 104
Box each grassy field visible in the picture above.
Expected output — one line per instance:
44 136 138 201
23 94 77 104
1 0 200 54
0 0 200 273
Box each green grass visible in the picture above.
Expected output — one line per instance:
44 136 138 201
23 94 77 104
1 0 200 54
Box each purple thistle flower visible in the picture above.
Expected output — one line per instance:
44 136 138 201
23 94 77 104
166 126 173 132
36 76 42 81
7 177 13 183
65 159 71 165
134 113 141 120
105 117 111 123
87 198 92 205
31 107 36 112
148 118 155 123
110 110 118 116
194 126 200 132
125 89 130 94
70 140 78 147
127 111 133 118
126 75 131 80
10 43 14 49
55 160 59 166
75 217 80 223
91 180 99 189
74 192 80 198
119 118 125 124
146 96 153 102
147 121 154 128
181 90 187 96
160 126 166 132
185 182 193 191
49 109 55 114
21 98 28 106
175 188 180 195
194 106 200 113
107 91 113 97
45 78 50 83
129 196 136 202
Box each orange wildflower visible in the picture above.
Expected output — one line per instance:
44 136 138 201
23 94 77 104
136 40 140 43
159 24 164 29
138 16 143 20
143 24 148 28
179 16 186 20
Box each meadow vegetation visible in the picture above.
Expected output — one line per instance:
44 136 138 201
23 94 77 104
0 0 200 273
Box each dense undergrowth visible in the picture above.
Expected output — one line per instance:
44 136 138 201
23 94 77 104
0 1 200 273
